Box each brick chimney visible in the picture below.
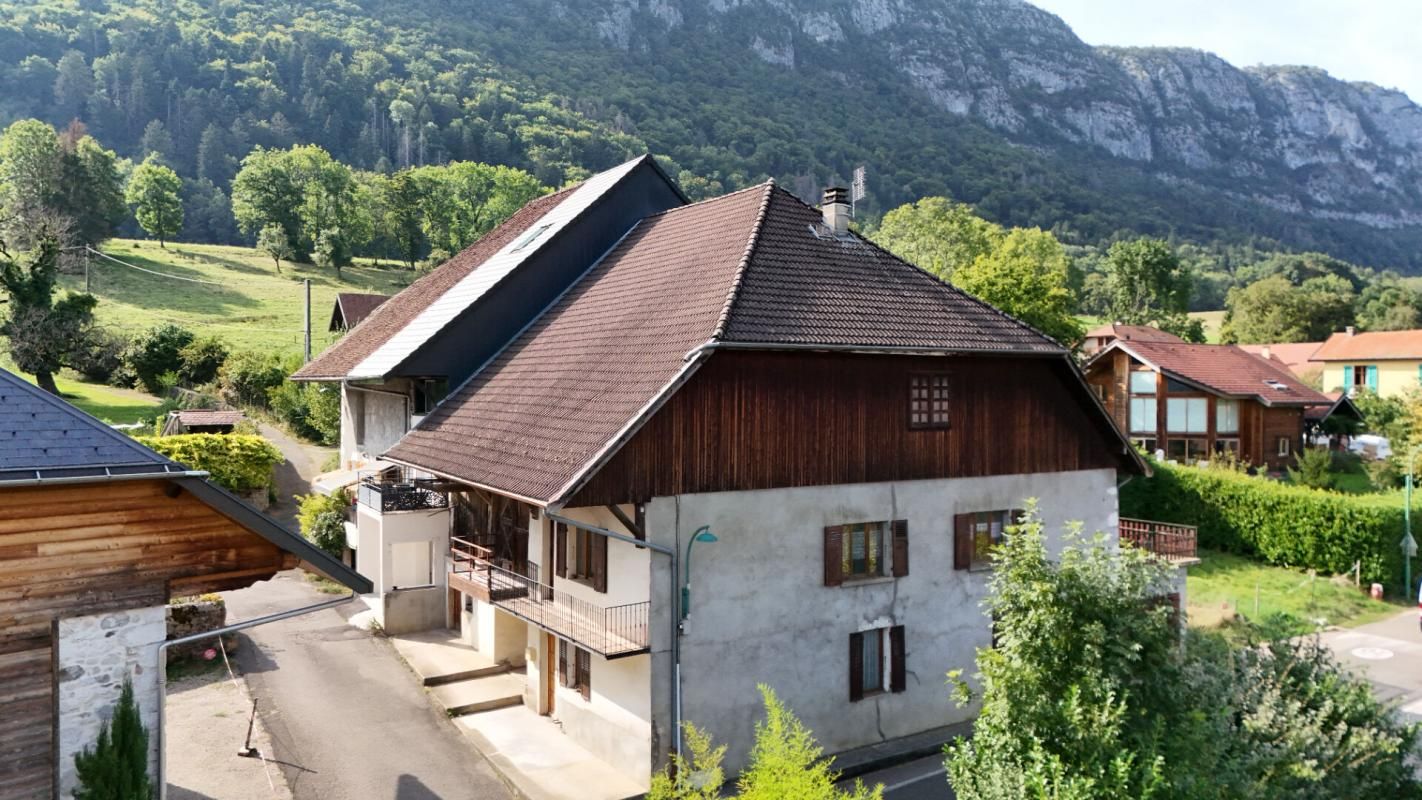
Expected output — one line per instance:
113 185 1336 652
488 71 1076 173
1260 345 1271 360
822 186 850 236
1346 326 1356 336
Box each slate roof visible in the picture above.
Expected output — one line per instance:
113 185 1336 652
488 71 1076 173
386 183 1071 505
1312 329 1422 362
0 368 185 481
1106 340 1330 406
292 186 576 380
330 293 390 331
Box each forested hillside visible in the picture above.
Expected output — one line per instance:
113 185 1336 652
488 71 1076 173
3 0 1421 269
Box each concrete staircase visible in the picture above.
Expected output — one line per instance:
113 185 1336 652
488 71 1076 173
390 630 524 717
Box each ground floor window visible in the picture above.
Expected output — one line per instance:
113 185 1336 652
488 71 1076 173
849 626 905 701
1213 438 1239 456
557 639 591 701
1131 437 1157 454
1277 437 1292 458
1166 438 1208 462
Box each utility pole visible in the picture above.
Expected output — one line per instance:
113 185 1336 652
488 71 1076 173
84 249 91 294
303 278 312 363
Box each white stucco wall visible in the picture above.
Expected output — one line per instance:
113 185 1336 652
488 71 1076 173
342 383 410 466
646 468 1120 776
57 606 167 798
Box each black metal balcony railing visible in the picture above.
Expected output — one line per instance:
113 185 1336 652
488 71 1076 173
357 466 449 513
450 537 649 658
1120 518 1198 564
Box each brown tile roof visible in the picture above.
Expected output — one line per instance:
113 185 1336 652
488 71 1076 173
1312 329 1422 362
1084 323 1184 344
331 293 389 331
173 409 246 427
386 184 1069 503
1115 340 1330 406
1237 342 1324 377
292 186 575 380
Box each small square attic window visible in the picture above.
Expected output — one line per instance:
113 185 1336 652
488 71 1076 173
511 223 553 253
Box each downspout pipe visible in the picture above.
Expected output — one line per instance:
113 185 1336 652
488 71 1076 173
542 511 684 761
156 591 358 800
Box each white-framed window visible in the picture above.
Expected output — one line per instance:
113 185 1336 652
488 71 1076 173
1166 397 1208 433
849 626 904 702
1129 371 1157 434
1129 371 1157 394
1277 437 1292 457
1216 400 1239 434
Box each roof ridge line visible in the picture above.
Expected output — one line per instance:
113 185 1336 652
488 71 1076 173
711 181 777 340
642 179 775 221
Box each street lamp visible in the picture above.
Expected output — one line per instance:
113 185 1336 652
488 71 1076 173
680 526 718 623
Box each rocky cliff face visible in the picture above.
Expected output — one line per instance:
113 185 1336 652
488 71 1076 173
575 0 1422 229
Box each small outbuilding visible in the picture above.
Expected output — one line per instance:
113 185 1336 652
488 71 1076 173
161 408 247 435
329 292 390 332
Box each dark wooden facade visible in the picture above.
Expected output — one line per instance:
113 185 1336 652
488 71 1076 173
1085 349 1305 471
0 479 297 800
568 350 1128 507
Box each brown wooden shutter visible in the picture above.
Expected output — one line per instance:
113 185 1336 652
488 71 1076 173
889 625 906 693
824 526 844 587
1010 509 1025 530
555 522 567 579
576 648 591 701
953 514 973 571
891 520 909 578
591 532 608 593
557 639 568 687
848 631 864 702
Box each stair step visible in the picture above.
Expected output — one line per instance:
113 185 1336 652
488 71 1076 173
422 661 511 687
430 672 525 717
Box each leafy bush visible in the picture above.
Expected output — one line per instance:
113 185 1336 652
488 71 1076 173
177 336 229 386
73 678 153 800
217 350 287 408
124 323 195 394
70 329 127 383
135 433 282 494
649 722 726 800
297 489 351 547
1286 446 1333 489
1121 458 1404 584
307 510 346 557
268 378 340 445
737 685 881 800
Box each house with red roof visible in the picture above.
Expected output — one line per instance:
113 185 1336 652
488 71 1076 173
1080 322 1187 357
293 159 1183 788
1084 338 1333 470
1311 327 1422 398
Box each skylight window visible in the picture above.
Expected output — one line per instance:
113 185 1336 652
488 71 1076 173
1263 379 1287 391
510 223 553 253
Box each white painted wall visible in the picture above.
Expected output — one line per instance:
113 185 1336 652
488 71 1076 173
645 468 1121 776
552 506 651 608
57 606 167 798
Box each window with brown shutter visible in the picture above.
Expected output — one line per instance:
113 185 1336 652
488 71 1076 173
574 647 592 701
891 520 908 578
909 373 950 429
848 631 864 702
557 638 568 687
824 526 844 587
555 522 568 579
591 532 608 594
955 510 1014 571
889 625 905 693
953 514 973 571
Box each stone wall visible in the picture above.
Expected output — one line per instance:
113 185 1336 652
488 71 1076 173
57 605 166 797
166 598 232 663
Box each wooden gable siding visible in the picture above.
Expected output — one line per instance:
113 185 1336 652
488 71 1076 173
0 479 295 800
568 351 1120 507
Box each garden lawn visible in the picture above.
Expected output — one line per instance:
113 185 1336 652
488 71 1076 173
1186 549 1404 634
67 239 413 355
0 355 162 425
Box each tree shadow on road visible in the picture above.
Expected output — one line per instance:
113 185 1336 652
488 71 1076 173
396 774 443 799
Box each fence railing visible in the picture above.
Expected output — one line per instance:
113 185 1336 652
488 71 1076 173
449 537 649 657
357 465 448 513
1120 518 1198 563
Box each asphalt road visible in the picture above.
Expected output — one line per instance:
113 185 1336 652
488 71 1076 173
851 753 955 800
223 572 514 800
1319 608 1422 726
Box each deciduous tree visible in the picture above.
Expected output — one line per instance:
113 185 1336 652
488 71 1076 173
0 226 97 394
872 196 1003 280
125 155 184 247
1104 239 1203 342
953 227 1083 345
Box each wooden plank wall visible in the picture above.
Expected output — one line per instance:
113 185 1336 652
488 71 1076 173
570 351 1124 506
0 479 294 800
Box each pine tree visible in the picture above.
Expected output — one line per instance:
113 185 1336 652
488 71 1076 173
73 677 154 800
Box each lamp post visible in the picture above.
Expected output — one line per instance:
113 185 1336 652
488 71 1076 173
680 526 718 624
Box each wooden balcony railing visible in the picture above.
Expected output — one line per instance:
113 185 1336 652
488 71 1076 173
357 466 448 513
449 537 649 658
1119 518 1198 564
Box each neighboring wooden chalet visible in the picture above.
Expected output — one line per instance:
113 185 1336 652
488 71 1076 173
328 292 390 332
1084 338 1333 470
0 369 369 800
292 160 1173 789
161 408 246 435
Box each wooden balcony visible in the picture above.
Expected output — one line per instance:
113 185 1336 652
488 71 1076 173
1119 518 1199 565
449 537 649 658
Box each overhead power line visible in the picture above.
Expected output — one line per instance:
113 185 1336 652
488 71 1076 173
85 245 229 287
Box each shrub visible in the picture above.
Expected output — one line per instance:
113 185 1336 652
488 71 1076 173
737 685 881 800
268 377 340 445
135 433 282 494
297 489 351 541
217 350 287 408
124 323 195 394
307 510 346 557
71 329 127 383
178 336 229 386
73 678 153 800
1121 458 1404 583
649 722 726 800
1286 446 1333 489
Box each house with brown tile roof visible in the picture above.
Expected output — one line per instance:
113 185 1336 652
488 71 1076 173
1084 338 1333 470
1237 341 1325 382
1311 327 1422 398
305 168 1175 788
1080 322 1184 356
328 292 390 332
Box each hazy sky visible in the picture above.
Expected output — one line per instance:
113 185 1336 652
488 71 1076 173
1030 0 1422 102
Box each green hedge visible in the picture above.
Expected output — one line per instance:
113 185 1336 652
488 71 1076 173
136 433 283 494
1120 459 1406 583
